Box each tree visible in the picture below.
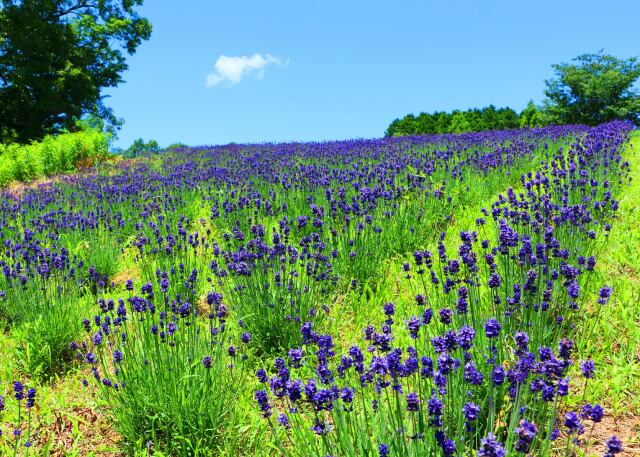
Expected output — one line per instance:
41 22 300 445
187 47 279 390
123 138 159 158
385 106 524 137
74 112 122 141
449 111 471 133
384 119 401 137
433 112 450 134
519 101 545 128
544 52 640 125
0 0 152 143
493 107 520 129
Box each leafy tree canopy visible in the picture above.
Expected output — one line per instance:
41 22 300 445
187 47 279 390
544 52 640 125
385 105 523 137
0 0 151 143
519 101 548 128
123 137 159 158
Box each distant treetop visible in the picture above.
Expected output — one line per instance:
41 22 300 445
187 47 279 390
385 105 524 137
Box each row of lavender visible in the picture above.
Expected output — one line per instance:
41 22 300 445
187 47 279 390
0 125 581 372
0 122 632 455
253 121 632 456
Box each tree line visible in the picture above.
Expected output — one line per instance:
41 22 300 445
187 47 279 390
386 52 640 137
385 103 546 137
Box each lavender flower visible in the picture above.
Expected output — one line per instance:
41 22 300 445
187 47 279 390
484 318 501 338
477 433 505 457
564 411 585 435
463 402 481 421
406 392 420 411
13 382 24 401
25 388 36 409
276 413 290 428
514 419 538 453
255 390 272 418
580 359 595 379
604 436 623 456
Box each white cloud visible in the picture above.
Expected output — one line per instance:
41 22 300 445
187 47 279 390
206 53 283 87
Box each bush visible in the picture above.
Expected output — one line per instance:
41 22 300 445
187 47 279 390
0 129 109 186
0 153 17 187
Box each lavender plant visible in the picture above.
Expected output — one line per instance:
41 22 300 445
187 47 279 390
0 381 37 455
78 277 249 454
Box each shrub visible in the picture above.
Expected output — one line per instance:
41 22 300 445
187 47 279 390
0 129 109 186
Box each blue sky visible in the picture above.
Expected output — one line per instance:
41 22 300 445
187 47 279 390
107 0 640 148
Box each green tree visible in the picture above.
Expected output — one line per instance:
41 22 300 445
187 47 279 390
434 112 451 134
449 111 471 133
416 112 436 134
123 138 159 158
481 105 498 130
519 100 545 128
74 112 122 143
494 107 520 129
544 52 640 125
384 119 402 137
466 108 483 131
0 0 152 143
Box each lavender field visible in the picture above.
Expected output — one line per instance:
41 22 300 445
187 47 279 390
0 122 638 456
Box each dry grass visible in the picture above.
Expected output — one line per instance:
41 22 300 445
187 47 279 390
36 405 122 456
583 415 640 456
